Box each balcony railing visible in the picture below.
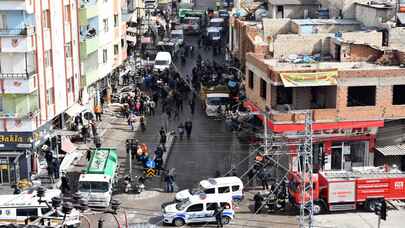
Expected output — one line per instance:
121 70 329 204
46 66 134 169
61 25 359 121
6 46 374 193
0 109 40 120
0 69 36 80
0 27 35 36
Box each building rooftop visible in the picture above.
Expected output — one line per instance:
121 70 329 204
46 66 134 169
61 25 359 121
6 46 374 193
291 19 361 26
262 58 401 72
355 2 394 9
268 0 319 5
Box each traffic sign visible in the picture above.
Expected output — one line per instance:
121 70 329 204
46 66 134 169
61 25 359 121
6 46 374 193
145 168 157 177
145 159 156 168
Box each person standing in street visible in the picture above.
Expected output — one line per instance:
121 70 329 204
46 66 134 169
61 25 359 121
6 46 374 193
94 104 102 121
90 120 97 138
184 120 193 139
189 99 195 115
160 127 167 151
214 204 224 228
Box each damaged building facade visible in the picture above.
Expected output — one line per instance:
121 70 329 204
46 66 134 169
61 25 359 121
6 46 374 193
233 15 405 171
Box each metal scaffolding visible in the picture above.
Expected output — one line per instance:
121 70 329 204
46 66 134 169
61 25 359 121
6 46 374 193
298 111 314 228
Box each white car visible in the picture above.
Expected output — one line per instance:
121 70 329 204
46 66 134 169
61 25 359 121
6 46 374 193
162 195 235 226
154 51 172 71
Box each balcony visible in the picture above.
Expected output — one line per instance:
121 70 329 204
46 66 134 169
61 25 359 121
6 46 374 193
0 1 34 14
0 52 36 80
0 34 36 53
0 26 35 37
0 93 39 120
79 2 99 25
80 36 99 58
0 69 36 80
2 74 37 94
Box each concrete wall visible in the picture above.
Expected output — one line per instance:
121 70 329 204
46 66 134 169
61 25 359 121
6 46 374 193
268 4 319 19
341 31 382 46
389 27 405 49
319 0 370 19
291 21 361 34
263 18 291 38
355 4 395 27
273 33 331 57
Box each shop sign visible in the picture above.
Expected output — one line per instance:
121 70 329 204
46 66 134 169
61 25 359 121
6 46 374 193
0 132 33 150
313 127 378 138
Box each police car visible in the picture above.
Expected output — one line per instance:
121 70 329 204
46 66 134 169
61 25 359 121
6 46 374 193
162 194 235 226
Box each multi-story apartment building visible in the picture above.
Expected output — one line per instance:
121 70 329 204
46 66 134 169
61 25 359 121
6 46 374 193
0 0 81 184
78 0 127 109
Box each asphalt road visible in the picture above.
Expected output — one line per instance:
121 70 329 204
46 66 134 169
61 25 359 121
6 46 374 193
166 33 251 190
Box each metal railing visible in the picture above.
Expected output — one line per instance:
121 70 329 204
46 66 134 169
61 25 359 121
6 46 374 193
0 27 35 36
0 69 36 80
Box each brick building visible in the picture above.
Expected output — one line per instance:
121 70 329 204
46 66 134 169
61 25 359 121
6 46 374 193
243 35 405 172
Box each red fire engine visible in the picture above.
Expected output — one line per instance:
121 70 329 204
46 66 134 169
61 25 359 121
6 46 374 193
287 168 405 214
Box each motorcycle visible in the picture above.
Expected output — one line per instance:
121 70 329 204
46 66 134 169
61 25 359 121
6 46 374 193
124 175 145 194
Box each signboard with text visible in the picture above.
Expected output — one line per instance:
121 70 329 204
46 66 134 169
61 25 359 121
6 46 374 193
0 132 33 150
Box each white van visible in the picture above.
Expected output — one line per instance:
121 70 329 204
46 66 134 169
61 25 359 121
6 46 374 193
209 18 225 31
205 93 231 117
0 189 80 226
176 176 243 202
162 195 235 226
144 0 157 9
207 27 221 41
170 30 184 46
154 52 172 71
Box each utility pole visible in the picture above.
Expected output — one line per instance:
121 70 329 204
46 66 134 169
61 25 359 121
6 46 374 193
299 111 314 228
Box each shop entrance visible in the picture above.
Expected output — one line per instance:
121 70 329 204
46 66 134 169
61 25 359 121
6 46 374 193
0 157 14 184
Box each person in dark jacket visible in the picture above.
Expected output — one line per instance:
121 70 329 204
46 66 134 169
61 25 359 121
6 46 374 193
184 120 193 139
214 204 224 227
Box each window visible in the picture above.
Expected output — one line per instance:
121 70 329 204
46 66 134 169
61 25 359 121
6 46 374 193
65 42 72 58
64 5 71 22
121 39 125 48
260 78 267 99
42 10 50 29
103 18 109 32
44 50 52 68
67 77 73 93
248 70 254 89
47 88 54 105
114 44 119 55
218 186 230 193
393 85 405 105
347 86 376 106
206 203 218 211
204 188 215 194
103 49 108 63
114 14 119 27
231 185 240 192
220 202 231 209
277 86 292 104
186 204 203 212
0 96 3 112
16 208 38 217
40 207 52 215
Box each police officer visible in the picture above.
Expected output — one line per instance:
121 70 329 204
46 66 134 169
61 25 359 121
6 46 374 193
214 204 224 227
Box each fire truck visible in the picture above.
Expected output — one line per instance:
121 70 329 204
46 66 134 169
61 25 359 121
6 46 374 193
287 167 405 214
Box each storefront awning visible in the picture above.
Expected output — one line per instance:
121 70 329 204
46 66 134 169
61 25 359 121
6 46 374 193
376 144 405 156
61 136 76 154
65 103 86 117
280 71 337 87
